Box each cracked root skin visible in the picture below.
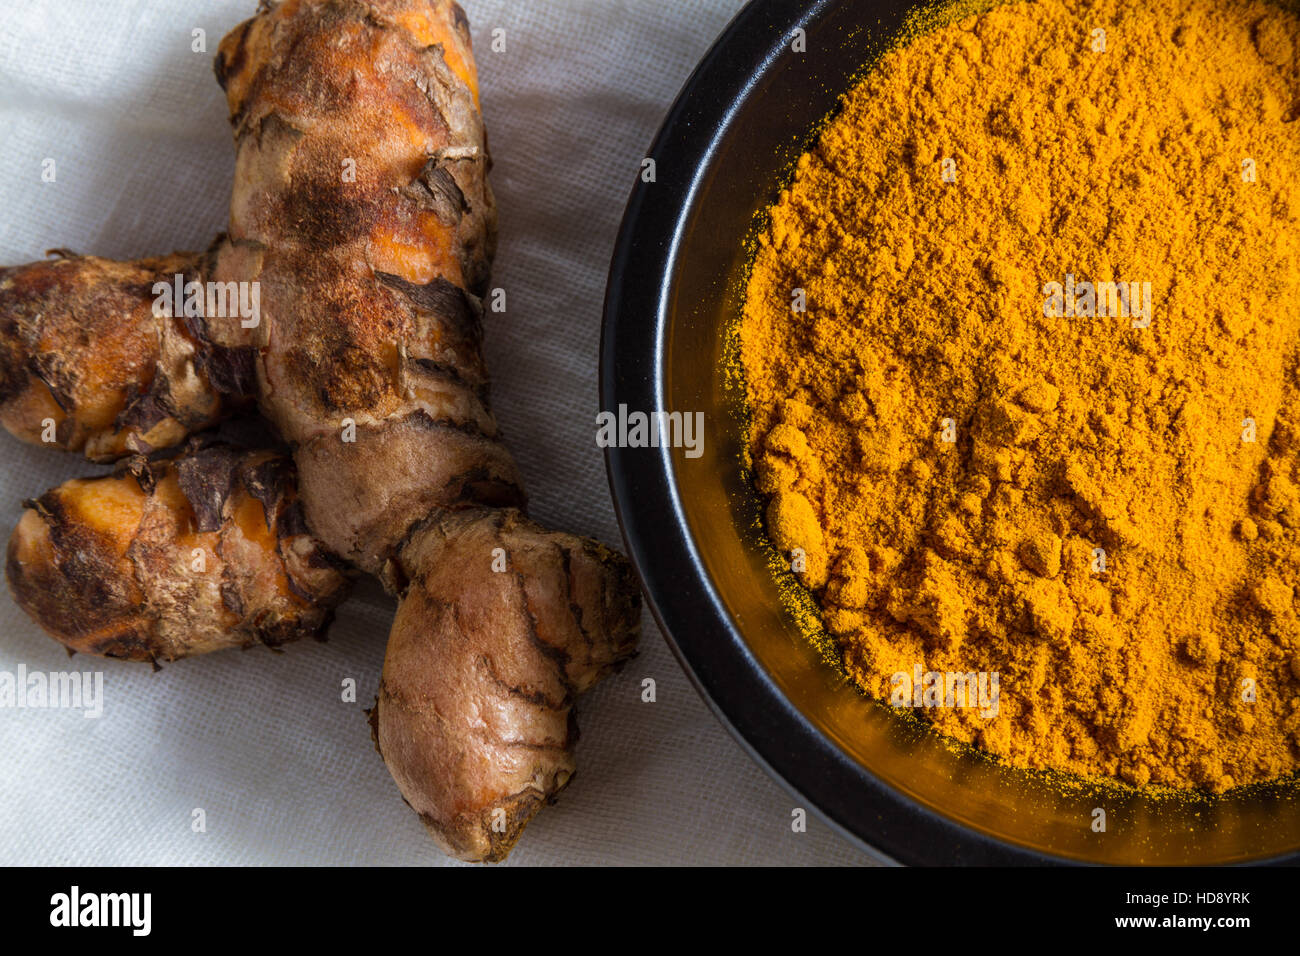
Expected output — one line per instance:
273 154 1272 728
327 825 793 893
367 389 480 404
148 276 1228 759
374 509 640 862
0 251 255 462
211 0 510 577
0 0 642 862
6 442 349 663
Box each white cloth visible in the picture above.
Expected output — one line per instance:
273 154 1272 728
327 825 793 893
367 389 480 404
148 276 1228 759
0 0 872 865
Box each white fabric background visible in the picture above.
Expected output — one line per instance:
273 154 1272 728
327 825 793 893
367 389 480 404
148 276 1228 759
0 0 873 865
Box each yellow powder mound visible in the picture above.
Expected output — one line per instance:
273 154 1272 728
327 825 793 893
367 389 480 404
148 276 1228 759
739 0 1300 791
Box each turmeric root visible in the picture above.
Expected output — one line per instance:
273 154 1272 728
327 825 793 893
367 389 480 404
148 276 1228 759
7 442 348 663
0 251 253 461
0 0 640 861
207 0 524 579
376 509 639 861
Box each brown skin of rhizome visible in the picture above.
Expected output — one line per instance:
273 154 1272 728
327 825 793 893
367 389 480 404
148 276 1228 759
0 0 640 863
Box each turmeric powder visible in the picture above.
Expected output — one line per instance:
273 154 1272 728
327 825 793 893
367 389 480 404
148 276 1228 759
740 0 1300 792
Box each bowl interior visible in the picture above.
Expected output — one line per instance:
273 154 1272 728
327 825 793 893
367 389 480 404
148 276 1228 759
605 0 1300 864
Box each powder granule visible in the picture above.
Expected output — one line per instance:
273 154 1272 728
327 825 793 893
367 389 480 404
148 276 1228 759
740 0 1300 791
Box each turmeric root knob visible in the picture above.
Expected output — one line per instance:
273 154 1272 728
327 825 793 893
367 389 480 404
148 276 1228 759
6 443 349 663
0 251 254 461
373 509 639 862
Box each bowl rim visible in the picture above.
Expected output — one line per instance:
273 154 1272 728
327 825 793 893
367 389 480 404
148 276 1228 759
599 0 1299 866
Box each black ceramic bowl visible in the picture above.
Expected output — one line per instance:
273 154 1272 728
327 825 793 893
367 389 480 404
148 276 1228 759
601 0 1300 864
